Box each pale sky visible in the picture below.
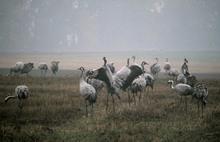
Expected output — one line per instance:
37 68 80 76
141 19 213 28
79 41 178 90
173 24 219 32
0 0 219 52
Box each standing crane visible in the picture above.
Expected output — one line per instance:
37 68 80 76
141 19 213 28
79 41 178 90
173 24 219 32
164 58 171 73
78 67 97 117
167 80 194 111
150 58 161 76
181 58 189 73
129 61 148 105
38 62 48 77
50 61 60 75
192 83 208 117
88 57 146 113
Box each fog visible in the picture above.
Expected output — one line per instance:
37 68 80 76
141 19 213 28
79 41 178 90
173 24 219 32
0 0 219 53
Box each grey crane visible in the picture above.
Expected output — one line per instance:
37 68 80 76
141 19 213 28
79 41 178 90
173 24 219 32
88 57 146 113
164 58 171 73
129 61 148 105
86 78 105 95
181 58 189 73
20 63 34 76
168 80 194 111
168 69 180 79
5 85 29 111
50 61 60 75
144 73 154 92
115 57 147 105
38 62 48 77
7 62 24 76
177 70 197 87
103 57 115 74
78 67 97 117
192 83 208 117
88 57 121 113
150 58 161 76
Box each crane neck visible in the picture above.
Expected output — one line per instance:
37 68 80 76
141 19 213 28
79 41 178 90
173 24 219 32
103 57 107 66
127 58 130 67
5 95 16 103
169 81 175 89
80 70 86 82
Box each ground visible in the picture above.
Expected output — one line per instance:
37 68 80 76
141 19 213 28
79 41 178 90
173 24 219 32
0 73 219 141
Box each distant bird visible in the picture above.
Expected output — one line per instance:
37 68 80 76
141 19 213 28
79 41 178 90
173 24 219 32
168 69 180 79
38 62 48 77
78 67 97 117
144 73 154 92
129 61 148 104
5 85 29 111
131 56 136 65
7 62 24 76
164 58 171 73
50 61 60 75
150 58 161 76
181 58 189 73
177 69 189 84
20 63 34 76
192 83 208 116
167 80 194 111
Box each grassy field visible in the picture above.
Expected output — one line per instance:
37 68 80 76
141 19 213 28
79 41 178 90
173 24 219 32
0 75 219 141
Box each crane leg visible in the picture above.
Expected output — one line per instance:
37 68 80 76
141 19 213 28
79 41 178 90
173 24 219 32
198 99 200 116
112 96 115 113
202 102 204 118
85 100 88 117
185 96 188 112
128 91 131 107
106 94 109 114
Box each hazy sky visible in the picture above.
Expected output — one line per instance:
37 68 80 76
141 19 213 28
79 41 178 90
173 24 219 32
0 0 219 52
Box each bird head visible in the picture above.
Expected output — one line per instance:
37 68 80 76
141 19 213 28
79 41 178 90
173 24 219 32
141 61 149 66
127 58 130 67
131 56 136 62
103 57 107 66
183 69 190 76
78 67 85 72
167 80 173 85
184 58 188 63
86 69 99 79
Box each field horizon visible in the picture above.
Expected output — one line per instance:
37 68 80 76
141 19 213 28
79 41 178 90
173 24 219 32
1 51 220 74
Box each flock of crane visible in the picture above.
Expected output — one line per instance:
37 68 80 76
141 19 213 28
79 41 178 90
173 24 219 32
4 56 208 118
79 56 209 117
7 61 60 77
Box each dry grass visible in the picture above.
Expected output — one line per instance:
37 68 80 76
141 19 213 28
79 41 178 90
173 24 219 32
0 76 219 141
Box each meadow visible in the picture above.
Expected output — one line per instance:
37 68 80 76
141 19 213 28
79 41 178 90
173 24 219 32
0 74 219 141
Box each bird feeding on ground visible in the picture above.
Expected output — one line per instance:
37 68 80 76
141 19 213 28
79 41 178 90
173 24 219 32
50 61 60 75
5 85 29 111
38 62 48 77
